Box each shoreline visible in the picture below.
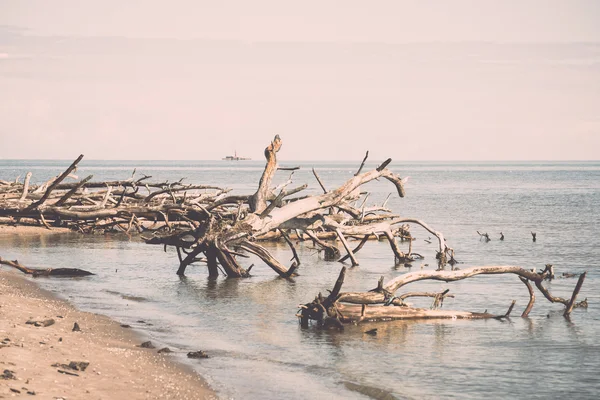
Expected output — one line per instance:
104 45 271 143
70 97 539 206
0 224 72 236
0 268 217 399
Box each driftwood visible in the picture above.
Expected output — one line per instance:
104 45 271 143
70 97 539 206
0 156 230 235
299 264 588 328
1 136 450 278
0 257 94 277
143 135 457 278
477 231 490 242
1 138 589 333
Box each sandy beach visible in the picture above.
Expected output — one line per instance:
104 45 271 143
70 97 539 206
0 239 216 399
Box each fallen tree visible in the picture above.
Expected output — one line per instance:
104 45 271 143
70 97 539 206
0 156 230 235
1 136 454 278
0 257 94 277
144 135 454 277
298 264 588 328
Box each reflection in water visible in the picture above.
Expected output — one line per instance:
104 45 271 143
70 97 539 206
175 274 241 301
524 316 535 336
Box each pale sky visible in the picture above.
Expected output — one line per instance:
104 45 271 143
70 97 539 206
1 0 599 160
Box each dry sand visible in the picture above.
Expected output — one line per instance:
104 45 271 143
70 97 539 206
0 225 72 236
0 229 217 399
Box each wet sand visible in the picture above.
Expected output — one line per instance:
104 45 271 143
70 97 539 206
0 227 216 399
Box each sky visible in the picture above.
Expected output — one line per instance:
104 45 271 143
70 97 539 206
1 0 599 160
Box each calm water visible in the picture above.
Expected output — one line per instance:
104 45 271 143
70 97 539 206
1 160 599 399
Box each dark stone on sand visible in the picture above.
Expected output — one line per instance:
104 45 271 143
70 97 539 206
140 341 155 349
157 347 172 354
10 388 20 393
1 369 16 380
27 390 36 395
68 361 89 371
72 322 81 332
120 324 131 328
365 328 378 335
187 350 209 359
51 361 89 371
23 318 55 327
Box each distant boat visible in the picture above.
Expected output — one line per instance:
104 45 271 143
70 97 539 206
222 150 251 161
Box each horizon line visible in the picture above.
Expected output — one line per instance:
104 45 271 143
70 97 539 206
1 158 598 163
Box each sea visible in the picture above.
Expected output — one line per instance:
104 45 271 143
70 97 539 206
1 159 599 399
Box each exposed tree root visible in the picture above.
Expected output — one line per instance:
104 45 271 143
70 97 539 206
299 264 588 328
